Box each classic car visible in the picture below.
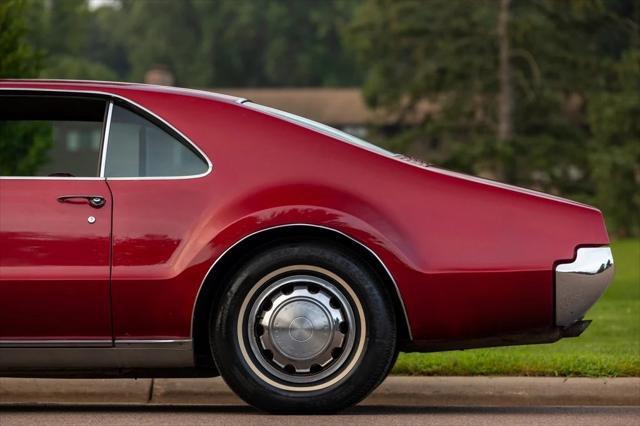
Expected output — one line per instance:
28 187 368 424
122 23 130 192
0 80 614 413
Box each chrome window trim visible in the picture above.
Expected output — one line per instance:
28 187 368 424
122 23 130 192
0 87 213 180
98 100 113 177
243 101 395 158
190 223 413 341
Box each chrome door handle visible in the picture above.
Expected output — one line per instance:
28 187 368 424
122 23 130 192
57 195 106 208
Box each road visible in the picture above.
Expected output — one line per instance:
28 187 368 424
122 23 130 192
1 405 639 425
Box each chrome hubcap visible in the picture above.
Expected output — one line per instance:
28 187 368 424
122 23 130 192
259 285 345 371
247 274 357 384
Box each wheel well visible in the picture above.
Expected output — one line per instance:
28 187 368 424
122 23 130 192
192 225 411 369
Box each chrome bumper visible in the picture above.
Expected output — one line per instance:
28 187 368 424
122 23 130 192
555 247 614 327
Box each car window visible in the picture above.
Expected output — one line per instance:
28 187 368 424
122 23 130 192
104 104 208 178
0 95 106 177
243 101 395 157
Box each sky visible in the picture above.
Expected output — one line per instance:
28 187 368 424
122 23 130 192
87 0 119 11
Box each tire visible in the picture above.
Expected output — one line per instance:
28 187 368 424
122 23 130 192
210 242 397 413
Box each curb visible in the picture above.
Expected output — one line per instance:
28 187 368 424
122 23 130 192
1 376 639 406
366 376 640 406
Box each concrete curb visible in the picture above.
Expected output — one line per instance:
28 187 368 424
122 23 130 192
1 376 639 406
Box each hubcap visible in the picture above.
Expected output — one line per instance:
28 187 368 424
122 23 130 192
246 274 357 384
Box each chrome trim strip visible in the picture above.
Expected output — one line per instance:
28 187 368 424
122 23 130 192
0 339 194 369
190 223 413 340
555 246 614 327
0 87 213 180
0 341 194 370
115 339 192 350
0 340 112 348
99 100 113 177
0 176 105 180
0 339 191 349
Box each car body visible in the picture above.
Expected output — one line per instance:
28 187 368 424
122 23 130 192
0 80 614 412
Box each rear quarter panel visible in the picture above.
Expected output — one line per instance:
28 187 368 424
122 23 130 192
107 88 609 342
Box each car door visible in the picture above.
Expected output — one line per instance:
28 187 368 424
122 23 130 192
0 93 113 344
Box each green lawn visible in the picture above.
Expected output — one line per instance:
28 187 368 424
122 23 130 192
393 239 640 377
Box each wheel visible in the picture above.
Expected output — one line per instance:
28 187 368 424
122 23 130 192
210 242 397 413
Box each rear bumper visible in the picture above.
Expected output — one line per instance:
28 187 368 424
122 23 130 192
555 246 614 327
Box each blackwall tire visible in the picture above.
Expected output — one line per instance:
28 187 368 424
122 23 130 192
210 242 397 413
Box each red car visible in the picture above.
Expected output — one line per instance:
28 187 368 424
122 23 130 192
0 80 614 413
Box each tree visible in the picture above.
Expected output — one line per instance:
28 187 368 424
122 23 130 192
0 0 49 177
347 0 639 236
30 0 119 80
497 0 513 145
0 0 40 78
587 49 640 236
122 0 361 87
15 0 363 86
346 0 501 166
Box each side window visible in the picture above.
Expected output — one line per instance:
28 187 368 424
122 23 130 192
105 104 208 177
0 95 106 177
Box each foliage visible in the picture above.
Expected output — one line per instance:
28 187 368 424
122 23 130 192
0 0 46 176
347 0 640 236
39 54 117 81
22 0 362 87
122 0 361 87
0 0 40 77
394 239 640 377
25 0 123 81
587 50 640 236
0 122 51 176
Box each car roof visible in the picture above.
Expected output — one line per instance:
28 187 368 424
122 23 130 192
0 79 244 105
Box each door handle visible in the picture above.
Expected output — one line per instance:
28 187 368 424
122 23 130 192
57 195 106 208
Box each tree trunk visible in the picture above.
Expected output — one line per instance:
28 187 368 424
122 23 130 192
497 0 513 142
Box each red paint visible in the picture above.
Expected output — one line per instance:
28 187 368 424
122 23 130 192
0 80 609 345
0 179 112 339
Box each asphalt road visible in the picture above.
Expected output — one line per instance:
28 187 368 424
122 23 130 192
1 405 639 425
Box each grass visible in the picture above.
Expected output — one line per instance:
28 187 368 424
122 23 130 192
392 239 640 377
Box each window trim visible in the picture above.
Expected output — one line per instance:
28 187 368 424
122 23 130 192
98 100 113 178
0 88 213 180
105 99 211 180
242 101 395 158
